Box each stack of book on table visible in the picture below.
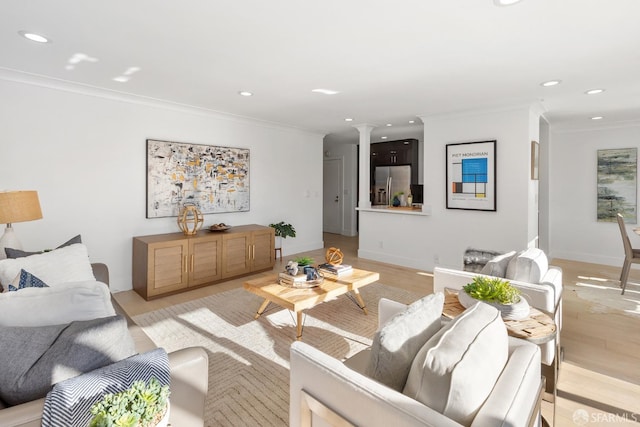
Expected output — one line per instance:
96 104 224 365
279 272 322 288
279 272 307 286
318 263 353 276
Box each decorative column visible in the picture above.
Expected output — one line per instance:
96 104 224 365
353 123 377 209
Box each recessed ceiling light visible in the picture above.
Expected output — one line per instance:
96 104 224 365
344 118 353 122
585 89 605 95
18 31 50 43
381 136 388 140
591 116 604 120
493 0 523 6
123 66 140 76
311 88 339 95
112 66 139 82
540 80 561 87
408 120 415 124
238 91 253 97
386 123 392 127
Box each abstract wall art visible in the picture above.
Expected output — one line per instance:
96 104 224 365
146 139 250 218
531 141 539 180
446 140 496 211
597 147 636 223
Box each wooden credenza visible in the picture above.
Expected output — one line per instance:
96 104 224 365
133 224 275 300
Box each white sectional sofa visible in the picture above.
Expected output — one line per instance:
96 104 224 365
290 295 543 427
0 248 209 427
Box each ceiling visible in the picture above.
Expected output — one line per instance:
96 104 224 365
2 0 639 137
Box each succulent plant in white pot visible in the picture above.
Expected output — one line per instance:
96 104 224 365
459 276 530 320
88 377 170 427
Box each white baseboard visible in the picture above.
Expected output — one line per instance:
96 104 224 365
357 249 429 271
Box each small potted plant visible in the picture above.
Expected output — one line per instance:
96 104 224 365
89 377 170 427
269 221 296 251
459 276 530 320
293 256 314 268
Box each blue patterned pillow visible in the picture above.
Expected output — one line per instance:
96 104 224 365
8 269 49 291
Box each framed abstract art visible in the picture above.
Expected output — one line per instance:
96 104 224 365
146 139 250 218
446 140 496 211
597 147 636 223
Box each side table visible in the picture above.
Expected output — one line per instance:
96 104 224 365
443 292 557 344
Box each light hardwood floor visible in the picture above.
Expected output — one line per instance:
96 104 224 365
114 233 640 426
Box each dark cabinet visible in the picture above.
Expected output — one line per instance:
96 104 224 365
370 139 419 186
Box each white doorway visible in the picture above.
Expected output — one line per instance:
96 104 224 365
323 158 343 234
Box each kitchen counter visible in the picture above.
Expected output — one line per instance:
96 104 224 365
356 205 431 216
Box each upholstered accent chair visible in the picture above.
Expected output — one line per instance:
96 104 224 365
616 212 640 295
290 295 544 427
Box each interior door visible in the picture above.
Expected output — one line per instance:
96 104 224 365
323 158 342 234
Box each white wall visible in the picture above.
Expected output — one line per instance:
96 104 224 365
549 124 640 266
0 74 324 292
538 118 550 253
527 108 541 248
358 106 538 272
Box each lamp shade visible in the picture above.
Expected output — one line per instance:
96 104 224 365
0 191 43 224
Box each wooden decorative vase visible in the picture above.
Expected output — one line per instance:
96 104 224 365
177 203 204 235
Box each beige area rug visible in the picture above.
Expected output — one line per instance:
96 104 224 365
131 283 418 427
570 276 640 318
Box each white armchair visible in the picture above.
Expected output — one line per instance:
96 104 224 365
433 249 562 367
290 296 543 427
433 248 563 406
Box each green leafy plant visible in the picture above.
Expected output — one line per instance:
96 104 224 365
269 221 296 238
293 256 314 266
463 276 521 305
89 377 170 427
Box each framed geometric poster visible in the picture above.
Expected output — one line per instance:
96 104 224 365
597 148 636 223
146 139 250 218
446 140 496 211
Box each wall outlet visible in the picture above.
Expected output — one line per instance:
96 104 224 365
433 254 439 264
378 240 384 249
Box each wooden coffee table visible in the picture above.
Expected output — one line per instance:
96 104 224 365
243 268 380 340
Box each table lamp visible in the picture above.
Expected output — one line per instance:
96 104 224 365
0 191 43 260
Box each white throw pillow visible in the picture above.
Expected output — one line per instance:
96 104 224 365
505 250 524 280
364 292 444 391
403 302 508 426
0 244 95 288
480 251 517 278
505 248 548 283
0 281 115 327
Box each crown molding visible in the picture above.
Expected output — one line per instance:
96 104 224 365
549 118 640 134
0 67 325 137
418 102 538 123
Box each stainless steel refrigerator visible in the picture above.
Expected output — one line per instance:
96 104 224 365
373 165 411 206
